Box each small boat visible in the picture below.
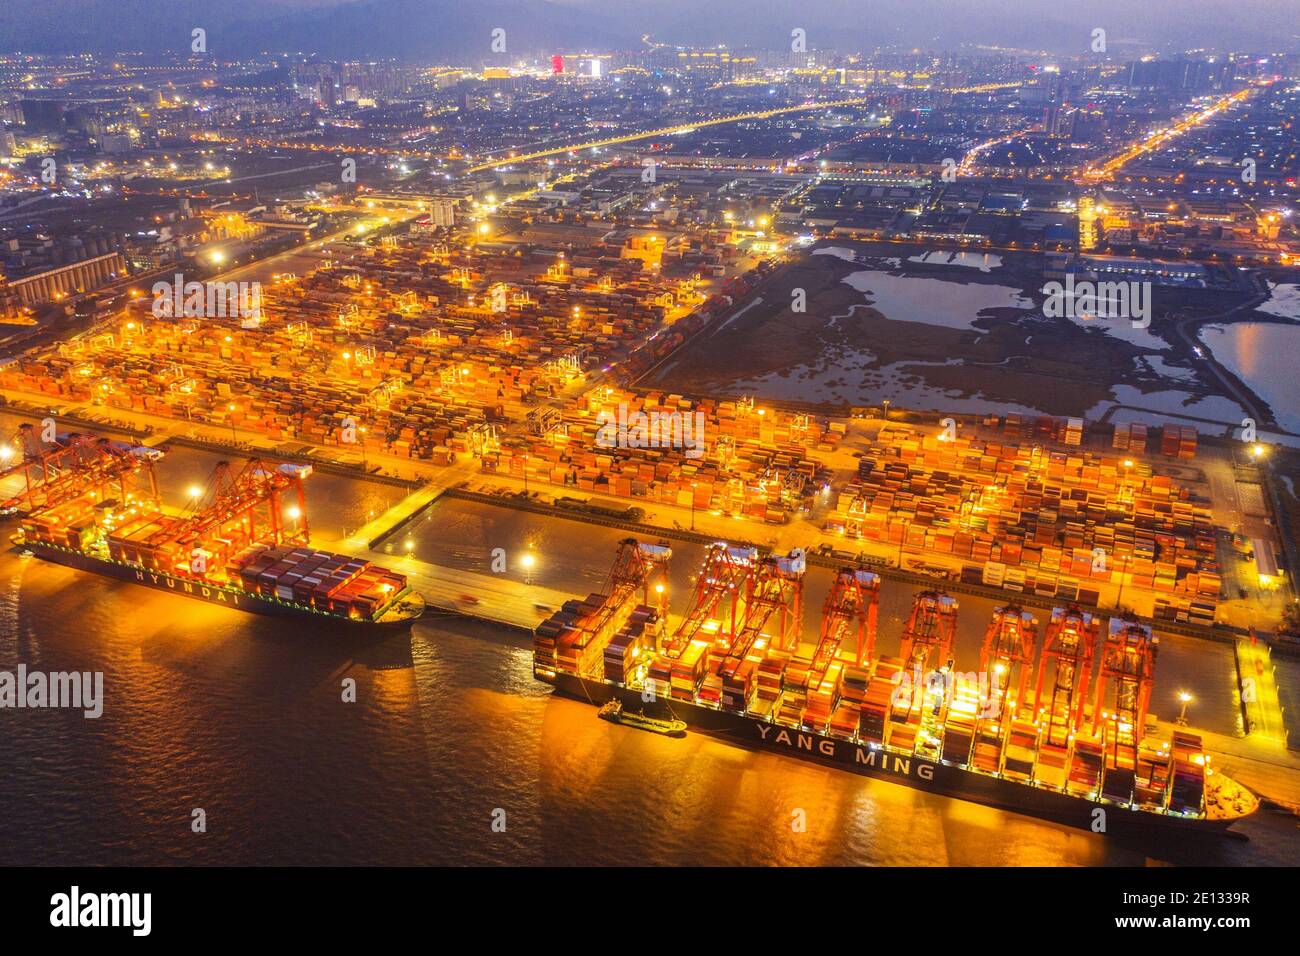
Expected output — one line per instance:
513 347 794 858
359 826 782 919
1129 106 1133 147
597 699 687 738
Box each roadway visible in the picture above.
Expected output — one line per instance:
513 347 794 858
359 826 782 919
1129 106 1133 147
465 96 880 172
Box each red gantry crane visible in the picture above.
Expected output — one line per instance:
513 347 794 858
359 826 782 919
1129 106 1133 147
812 567 880 675
0 426 162 516
1093 616 1159 805
1033 606 1100 747
661 542 755 658
579 537 672 674
128 458 313 577
718 548 805 679
979 605 1038 723
899 590 959 677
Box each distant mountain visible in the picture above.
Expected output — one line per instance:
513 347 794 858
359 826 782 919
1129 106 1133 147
0 0 630 59
604 0 1288 55
0 0 280 54
223 0 630 60
0 0 1286 59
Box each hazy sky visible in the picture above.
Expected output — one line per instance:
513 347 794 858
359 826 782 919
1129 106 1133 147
193 0 1300 48
2 0 1296 56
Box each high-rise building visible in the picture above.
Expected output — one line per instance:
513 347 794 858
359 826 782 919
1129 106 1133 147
430 198 456 227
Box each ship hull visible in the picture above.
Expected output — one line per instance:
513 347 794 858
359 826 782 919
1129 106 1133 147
20 541 418 629
542 670 1237 836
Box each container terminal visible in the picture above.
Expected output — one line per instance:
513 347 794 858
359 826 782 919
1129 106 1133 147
0 424 423 627
533 537 1258 833
0 156 1293 839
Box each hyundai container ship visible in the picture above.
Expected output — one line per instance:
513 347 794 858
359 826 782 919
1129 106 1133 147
2 432 423 628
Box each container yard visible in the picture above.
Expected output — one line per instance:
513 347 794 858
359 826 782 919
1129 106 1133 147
0 231 713 466
827 421 1223 625
534 538 1259 833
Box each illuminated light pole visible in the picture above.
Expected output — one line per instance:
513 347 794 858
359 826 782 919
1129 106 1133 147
690 481 697 532
1114 552 1131 611
1177 691 1193 726
227 403 238 446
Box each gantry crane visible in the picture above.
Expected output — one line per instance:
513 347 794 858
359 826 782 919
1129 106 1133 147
718 549 805 679
137 459 312 566
0 427 161 516
979 605 1038 725
1033 606 1099 747
661 542 755 658
899 590 959 676
1094 616 1158 766
812 567 880 676
567 538 672 679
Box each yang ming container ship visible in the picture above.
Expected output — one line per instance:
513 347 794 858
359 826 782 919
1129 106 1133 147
534 538 1257 835
1 427 423 628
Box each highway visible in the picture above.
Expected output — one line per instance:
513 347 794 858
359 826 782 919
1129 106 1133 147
1082 86 1258 181
465 96 880 172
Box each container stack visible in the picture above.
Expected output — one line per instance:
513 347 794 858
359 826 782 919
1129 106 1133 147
1111 422 1148 454
859 657 900 746
1067 736 1104 796
804 663 842 733
752 652 788 719
603 614 652 683
941 679 980 765
1168 732 1207 815
1135 739 1173 809
1002 718 1040 781
670 641 710 702
1035 743 1069 790
831 665 870 740
1159 425 1197 459
829 425 1220 616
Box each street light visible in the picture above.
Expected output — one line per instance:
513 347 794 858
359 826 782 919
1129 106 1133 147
1115 552 1131 610
1177 690 1193 726
227 403 238 445
690 481 697 531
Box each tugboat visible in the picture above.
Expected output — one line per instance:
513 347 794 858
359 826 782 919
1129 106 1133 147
597 699 687 738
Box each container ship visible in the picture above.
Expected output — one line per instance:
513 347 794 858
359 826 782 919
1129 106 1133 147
534 538 1257 835
2 428 423 627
